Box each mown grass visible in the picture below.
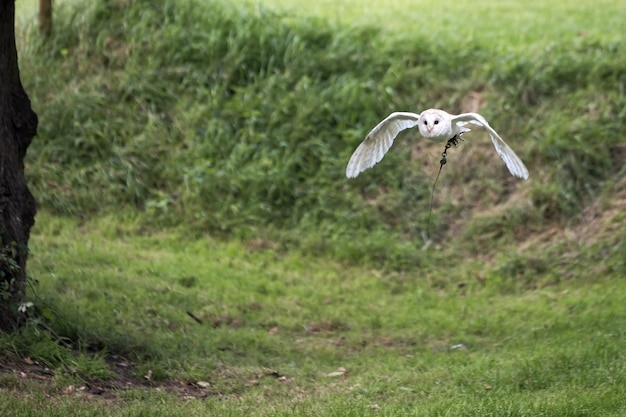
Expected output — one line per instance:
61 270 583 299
1 211 626 415
2 0 626 415
260 0 626 47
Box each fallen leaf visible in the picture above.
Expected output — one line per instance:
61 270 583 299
144 370 153 380
326 366 347 377
277 376 287 382
268 326 279 334
371 404 380 410
196 381 210 388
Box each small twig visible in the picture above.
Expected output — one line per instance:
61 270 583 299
186 311 203 324
36 321 72 348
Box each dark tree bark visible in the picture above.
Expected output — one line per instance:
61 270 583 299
39 0 52 37
0 0 38 331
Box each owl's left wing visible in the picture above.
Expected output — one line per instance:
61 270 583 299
452 113 529 180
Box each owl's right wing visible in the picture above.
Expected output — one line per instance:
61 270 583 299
345 112 421 178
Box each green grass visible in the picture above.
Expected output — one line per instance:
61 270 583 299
260 0 625 47
16 0 626 268
1 211 626 415
3 0 626 414
17 1 626 247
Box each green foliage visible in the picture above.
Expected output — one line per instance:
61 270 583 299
19 0 626 266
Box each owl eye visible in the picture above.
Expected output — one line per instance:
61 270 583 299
434 120 439 125
423 121 427 125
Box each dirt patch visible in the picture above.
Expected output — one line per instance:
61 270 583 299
0 355 214 401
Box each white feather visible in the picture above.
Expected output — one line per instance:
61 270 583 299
345 112 420 178
452 113 529 180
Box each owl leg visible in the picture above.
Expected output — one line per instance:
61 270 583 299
440 134 464 165
448 133 465 147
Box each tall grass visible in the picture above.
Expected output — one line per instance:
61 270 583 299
20 0 626 266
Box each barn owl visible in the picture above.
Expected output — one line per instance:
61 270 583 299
346 109 529 180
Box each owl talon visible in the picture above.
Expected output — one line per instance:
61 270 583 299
448 134 464 147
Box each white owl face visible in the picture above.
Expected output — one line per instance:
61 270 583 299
418 111 447 139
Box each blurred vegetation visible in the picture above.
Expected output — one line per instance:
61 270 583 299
20 0 626 268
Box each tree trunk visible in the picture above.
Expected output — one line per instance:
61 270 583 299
39 0 52 37
0 0 38 331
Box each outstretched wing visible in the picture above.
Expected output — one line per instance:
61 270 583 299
346 112 421 178
452 112 529 180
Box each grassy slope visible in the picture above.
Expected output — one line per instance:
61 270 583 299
2 0 626 415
